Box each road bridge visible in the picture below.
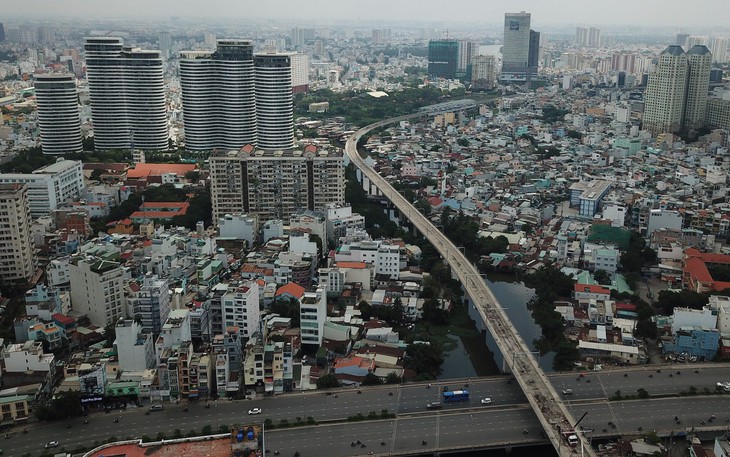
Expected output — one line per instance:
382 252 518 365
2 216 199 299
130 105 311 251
345 111 596 457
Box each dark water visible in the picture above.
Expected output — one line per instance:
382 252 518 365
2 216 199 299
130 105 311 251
485 274 556 372
439 273 554 378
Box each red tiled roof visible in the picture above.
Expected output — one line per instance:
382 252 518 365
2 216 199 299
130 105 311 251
684 256 713 283
130 210 187 219
428 197 443 206
52 313 75 325
126 163 196 179
276 282 305 299
140 201 190 209
336 261 368 269
574 284 611 294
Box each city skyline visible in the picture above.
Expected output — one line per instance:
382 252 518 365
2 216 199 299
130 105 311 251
4 0 730 28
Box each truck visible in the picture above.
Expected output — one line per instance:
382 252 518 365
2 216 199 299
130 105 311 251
560 430 579 447
442 390 470 402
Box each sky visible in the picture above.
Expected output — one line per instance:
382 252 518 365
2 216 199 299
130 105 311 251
6 0 730 28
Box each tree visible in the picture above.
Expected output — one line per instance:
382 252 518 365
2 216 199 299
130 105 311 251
185 170 201 182
593 270 611 285
103 321 117 348
35 390 83 421
270 298 301 327
385 372 402 384
90 168 104 182
423 299 449 325
404 343 444 379
361 373 382 386
655 290 708 315
316 373 340 389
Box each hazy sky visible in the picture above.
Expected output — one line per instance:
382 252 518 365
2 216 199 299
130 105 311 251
7 0 730 28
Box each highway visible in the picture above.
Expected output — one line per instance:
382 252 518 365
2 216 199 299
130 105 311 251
4 370 730 455
344 111 592 456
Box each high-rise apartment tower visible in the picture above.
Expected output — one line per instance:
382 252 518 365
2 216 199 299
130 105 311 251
254 53 294 150
33 73 83 155
179 40 257 151
84 37 168 151
642 45 712 136
0 184 35 286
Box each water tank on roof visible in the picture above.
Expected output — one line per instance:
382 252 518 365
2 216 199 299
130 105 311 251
236 432 244 442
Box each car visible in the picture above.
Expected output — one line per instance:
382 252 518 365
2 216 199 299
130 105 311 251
45 441 59 448
426 402 441 410
480 398 492 405
562 389 573 395
248 407 262 415
149 404 163 411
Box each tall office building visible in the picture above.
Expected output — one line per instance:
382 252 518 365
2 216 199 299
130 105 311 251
427 39 459 79
643 46 688 136
84 37 168 151
456 40 477 80
0 184 35 286
372 29 391 45
686 36 708 49
179 40 257 151
588 28 601 47
643 45 712 136
254 52 294 150
471 55 496 90
0 23 5 42
684 45 712 132
576 27 589 46
676 33 689 48
291 27 314 48
288 52 310 93
502 12 538 77
710 37 728 63
209 145 344 222
158 31 172 59
528 30 540 72
33 73 83 155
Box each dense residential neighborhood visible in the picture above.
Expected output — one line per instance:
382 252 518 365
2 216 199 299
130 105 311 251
1 9 730 457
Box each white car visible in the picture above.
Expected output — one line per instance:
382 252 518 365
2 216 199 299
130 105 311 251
45 441 59 448
480 398 492 405
562 389 573 395
248 407 262 415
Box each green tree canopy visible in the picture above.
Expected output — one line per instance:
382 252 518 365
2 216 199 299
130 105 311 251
316 373 339 389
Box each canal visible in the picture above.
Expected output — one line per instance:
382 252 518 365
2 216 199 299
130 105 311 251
438 273 555 379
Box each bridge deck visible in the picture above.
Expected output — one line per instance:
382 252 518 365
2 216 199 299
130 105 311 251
345 113 597 457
